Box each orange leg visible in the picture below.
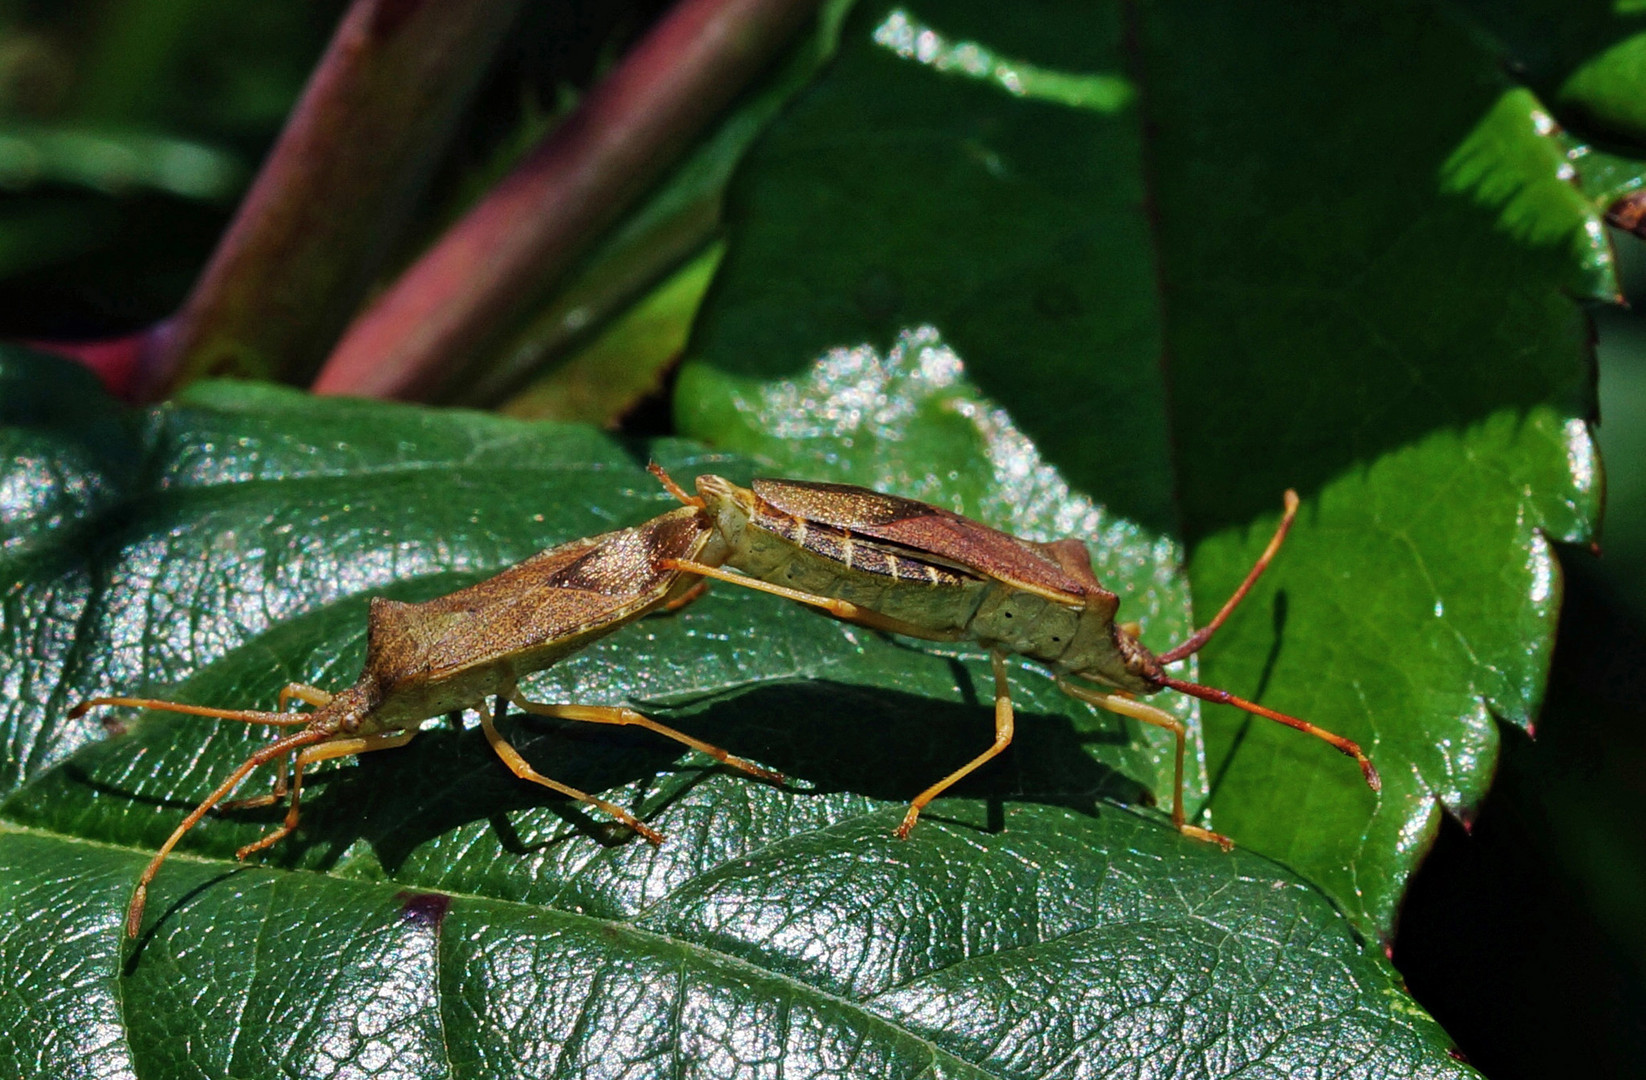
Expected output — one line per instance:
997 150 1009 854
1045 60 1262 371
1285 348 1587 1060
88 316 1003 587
481 696 666 845
661 558 965 641
894 649 1018 838
233 730 417 860
512 691 783 784
1057 677 1232 850
124 726 334 938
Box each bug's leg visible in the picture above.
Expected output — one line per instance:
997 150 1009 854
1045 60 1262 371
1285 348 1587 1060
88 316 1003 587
656 576 710 614
234 730 417 860
894 649 1018 839
221 754 290 812
1057 678 1233 850
125 726 334 939
482 694 666 845
660 559 965 640
512 692 784 784
1158 490 1299 664
278 683 334 711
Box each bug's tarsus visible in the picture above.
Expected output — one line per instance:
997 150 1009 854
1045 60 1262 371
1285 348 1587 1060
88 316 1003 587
1157 489 1300 665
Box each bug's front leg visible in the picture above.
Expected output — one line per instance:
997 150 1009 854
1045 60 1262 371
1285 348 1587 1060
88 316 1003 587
233 729 418 861
1056 677 1233 851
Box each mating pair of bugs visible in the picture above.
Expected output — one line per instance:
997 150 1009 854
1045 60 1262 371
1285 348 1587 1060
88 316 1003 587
77 467 1380 937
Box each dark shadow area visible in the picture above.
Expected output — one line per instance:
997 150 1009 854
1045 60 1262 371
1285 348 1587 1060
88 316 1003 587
1205 590 1287 804
1395 549 1646 1080
681 3 1612 540
130 679 1152 878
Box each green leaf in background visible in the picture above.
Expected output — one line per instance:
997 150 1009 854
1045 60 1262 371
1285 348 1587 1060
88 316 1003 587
674 0 1616 940
0 351 1471 1077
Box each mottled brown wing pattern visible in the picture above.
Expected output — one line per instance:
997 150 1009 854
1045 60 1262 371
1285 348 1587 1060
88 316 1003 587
365 506 711 682
752 478 1091 602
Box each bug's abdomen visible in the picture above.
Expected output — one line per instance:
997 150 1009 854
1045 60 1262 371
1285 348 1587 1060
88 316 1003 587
737 510 987 632
968 586 1083 663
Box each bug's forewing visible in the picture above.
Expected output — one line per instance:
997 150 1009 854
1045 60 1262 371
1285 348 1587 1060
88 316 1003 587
751 478 1111 606
366 506 713 682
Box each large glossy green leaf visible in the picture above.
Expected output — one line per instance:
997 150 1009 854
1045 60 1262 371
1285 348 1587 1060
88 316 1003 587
0 351 1470 1078
674 0 1613 940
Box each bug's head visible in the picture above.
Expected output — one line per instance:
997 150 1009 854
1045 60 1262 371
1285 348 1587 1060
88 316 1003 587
1111 619 1166 690
694 474 758 549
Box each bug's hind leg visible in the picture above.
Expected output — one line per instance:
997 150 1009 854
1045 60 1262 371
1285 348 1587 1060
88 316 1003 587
1056 677 1233 851
482 694 666 845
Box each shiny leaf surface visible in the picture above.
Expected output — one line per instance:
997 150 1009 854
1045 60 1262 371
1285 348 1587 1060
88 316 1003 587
674 0 1613 939
0 352 1470 1078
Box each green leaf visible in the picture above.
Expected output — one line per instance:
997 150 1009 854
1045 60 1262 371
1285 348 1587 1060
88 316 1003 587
0 351 1469 1078
674 0 1610 940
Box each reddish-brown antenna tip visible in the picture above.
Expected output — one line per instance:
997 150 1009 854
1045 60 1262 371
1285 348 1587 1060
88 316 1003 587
1360 757 1382 792
1157 489 1299 665
1160 674 1377 792
125 885 147 938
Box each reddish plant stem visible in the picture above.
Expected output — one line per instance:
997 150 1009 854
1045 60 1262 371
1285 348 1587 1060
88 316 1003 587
24 334 147 397
312 0 822 401
138 0 524 399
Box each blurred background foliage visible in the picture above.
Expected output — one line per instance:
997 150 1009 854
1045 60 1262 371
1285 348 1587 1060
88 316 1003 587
0 2 1644 1077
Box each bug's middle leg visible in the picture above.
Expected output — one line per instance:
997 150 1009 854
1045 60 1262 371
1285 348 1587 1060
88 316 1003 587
661 558 965 640
894 649 1018 839
511 691 784 783
482 694 666 845
1057 678 1232 850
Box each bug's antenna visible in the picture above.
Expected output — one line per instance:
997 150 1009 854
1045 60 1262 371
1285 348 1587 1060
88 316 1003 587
1158 490 1299 664
648 463 704 508
1157 673 1379 791
126 726 334 937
